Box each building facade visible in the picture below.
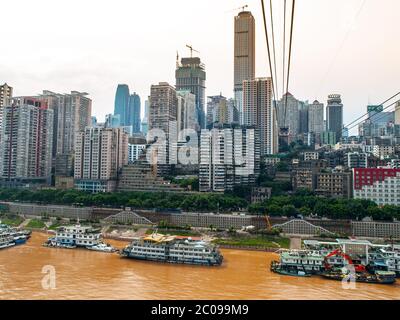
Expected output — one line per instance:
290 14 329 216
276 93 301 138
353 168 400 206
74 127 128 192
347 152 368 169
308 100 324 135
0 98 53 182
199 124 260 192
234 10 255 124
176 57 206 129
177 90 197 134
326 94 343 143
243 78 276 155
0 83 12 108
128 136 147 164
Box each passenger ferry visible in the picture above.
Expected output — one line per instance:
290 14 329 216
0 223 30 248
368 248 400 277
271 250 325 276
44 222 115 252
121 233 223 266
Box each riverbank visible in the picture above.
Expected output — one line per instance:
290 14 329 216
1 213 291 252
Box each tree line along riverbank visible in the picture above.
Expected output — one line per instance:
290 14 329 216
0 188 399 221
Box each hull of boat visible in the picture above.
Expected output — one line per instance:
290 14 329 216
321 273 396 285
121 251 222 266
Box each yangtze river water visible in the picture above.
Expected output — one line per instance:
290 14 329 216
0 232 399 300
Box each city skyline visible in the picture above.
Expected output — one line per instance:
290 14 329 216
1 0 399 131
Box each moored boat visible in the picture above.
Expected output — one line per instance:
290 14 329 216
121 233 223 266
321 269 396 285
270 260 311 277
86 242 118 253
43 222 116 252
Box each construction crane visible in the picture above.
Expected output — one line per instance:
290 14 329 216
226 4 249 13
324 249 366 273
265 211 272 231
186 44 200 58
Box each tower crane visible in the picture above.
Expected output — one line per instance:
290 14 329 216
186 44 200 58
226 4 248 13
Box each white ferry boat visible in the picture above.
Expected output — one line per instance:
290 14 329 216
86 243 118 253
121 233 223 266
369 248 400 277
44 223 103 249
0 223 30 248
0 230 15 249
271 250 325 276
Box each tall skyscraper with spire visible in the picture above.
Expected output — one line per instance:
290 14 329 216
234 10 255 124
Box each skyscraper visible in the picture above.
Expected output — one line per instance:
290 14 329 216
234 10 255 124
149 82 178 169
395 101 400 125
114 84 130 126
326 94 344 142
199 124 260 192
243 78 275 155
128 93 141 134
175 57 205 129
298 102 309 134
0 83 13 144
308 100 325 135
176 90 197 135
141 99 150 135
207 95 228 127
55 91 92 155
0 83 12 108
276 93 301 138
0 98 53 182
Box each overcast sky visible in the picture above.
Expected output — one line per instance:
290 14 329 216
1 0 399 132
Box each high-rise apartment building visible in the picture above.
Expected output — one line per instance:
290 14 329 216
176 57 206 129
308 100 325 135
395 101 400 125
28 90 91 179
0 83 13 144
53 91 92 156
276 93 301 137
141 99 150 135
199 124 260 192
326 94 343 143
234 10 255 124
298 102 309 134
128 136 146 164
243 78 276 155
0 83 12 108
347 152 368 169
149 82 178 170
105 114 121 128
74 127 128 193
177 90 197 135
0 98 53 183
207 95 228 127
353 168 400 206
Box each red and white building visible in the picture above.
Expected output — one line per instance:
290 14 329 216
353 168 400 206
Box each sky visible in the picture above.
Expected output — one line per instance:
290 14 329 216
1 0 399 133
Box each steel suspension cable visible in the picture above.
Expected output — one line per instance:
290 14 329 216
261 0 276 102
